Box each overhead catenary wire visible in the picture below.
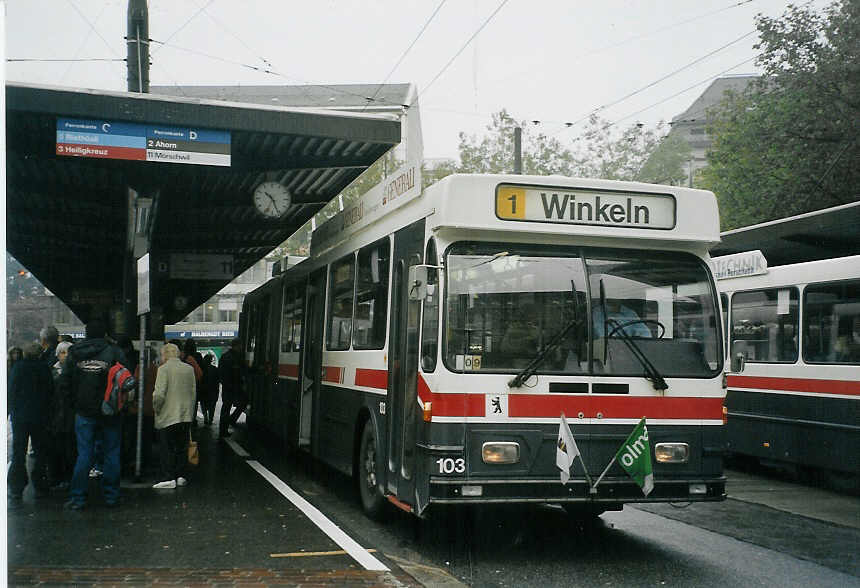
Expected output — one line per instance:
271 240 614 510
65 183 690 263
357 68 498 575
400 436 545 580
409 0 510 108
150 0 216 55
608 57 758 129
65 0 121 58
60 0 113 85
422 14 765 133
363 0 448 112
200 4 273 70
148 39 387 105
7 58 124 62
549 28 759 138
486 0 757 88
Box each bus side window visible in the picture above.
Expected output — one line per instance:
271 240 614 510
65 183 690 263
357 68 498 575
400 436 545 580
803 279 860 364
327 254 356 351
731 288 799 363
354 237 390 350
421 239 439 372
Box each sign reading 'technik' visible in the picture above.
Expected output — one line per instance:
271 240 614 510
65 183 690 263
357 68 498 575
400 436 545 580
496 185 675 229
56 118 231 167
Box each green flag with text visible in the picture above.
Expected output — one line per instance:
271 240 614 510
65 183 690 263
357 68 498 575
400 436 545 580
615 417 654 496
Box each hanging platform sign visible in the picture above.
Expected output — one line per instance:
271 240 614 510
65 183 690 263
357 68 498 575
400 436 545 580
56 118 231 166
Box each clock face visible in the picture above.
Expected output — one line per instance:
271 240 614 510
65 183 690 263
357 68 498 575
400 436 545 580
253 181 291 218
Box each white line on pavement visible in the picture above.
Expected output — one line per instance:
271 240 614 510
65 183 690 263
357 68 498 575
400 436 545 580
222 444 388 572
224 437 250 457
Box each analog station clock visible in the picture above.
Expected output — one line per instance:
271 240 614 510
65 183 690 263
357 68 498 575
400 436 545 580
253 181 291 218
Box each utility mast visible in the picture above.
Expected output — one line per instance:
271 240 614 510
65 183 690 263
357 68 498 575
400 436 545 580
127 0 149 92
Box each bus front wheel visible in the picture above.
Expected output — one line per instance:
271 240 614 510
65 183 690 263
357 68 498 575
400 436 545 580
358 420 386 519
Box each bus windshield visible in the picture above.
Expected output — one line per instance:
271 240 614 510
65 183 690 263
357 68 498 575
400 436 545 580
444 243 721 379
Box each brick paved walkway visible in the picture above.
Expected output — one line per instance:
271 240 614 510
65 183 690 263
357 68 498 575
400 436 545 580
8 566 421 587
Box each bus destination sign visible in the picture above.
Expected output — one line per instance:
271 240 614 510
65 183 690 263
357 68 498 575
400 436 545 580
56 118 231 167
496 185 675 229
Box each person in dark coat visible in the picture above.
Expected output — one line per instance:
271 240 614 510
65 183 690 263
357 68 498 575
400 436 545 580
39 326 59 365
48 341 75 490
199 353 219 426
218 339 246 438
59 319 128 509
8 342 54 505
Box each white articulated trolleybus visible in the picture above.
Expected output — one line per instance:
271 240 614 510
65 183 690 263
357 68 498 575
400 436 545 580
241 168 727 519
714 250 860 483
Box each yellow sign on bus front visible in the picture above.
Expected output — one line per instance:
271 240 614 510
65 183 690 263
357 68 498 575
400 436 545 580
496 186 526 219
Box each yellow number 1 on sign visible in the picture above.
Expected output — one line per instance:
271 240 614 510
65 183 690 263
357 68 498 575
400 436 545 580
496 186 526 220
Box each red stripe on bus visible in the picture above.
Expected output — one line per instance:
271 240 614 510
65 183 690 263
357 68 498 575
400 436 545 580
278 363 299 378
417 373 432 406
509 395 725 420
432 393 486 417
727 375 860 396
355 368 388 390
322 366 344 384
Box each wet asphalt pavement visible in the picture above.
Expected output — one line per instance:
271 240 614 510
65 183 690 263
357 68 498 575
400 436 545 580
6 412 859 587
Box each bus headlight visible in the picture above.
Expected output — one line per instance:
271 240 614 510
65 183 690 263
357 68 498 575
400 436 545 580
655 443 689 463
482 442 520 464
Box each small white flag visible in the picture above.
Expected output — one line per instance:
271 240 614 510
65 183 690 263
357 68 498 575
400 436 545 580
556 413 581 484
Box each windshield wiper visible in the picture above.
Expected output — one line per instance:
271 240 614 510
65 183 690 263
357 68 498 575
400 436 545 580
598 278 667 391
605 317 669 391
508 315 583 388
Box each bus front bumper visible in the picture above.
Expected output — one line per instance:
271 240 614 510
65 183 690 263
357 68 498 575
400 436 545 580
428 476 726 505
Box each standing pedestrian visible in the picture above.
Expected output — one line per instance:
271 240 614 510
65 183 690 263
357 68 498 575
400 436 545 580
199 353 219 426
48 341 75 491
8 342 54 507
152 343 196 489
181 340 203 425
60 319 128 510
218 339 246 439
39 326 59 365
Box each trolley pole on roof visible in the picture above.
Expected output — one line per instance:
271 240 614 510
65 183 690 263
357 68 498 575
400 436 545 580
127 0 150 93
513 126 523 174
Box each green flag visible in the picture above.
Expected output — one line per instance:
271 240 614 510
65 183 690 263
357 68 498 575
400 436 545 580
615 417 654 496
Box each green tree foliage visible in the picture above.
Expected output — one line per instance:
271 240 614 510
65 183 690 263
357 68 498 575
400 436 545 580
448 109 688 183
701 0 859 229
636 131 692 185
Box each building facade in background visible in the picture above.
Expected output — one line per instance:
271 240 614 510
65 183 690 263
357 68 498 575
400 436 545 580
668 74 757 185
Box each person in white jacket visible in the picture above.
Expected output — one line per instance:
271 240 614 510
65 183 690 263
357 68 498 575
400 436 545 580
152 343 196 489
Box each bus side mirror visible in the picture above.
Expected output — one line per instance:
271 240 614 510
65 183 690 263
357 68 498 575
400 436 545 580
408 265 429 301
731 353 745 373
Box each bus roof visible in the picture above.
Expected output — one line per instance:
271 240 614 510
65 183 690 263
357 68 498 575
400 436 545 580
311 172 719 258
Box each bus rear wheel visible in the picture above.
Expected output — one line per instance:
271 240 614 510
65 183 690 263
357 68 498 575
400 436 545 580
358 420 386 520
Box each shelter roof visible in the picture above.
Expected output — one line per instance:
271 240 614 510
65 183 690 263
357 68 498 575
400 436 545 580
710 201 860 266
6 82 401 326
152 83 414 113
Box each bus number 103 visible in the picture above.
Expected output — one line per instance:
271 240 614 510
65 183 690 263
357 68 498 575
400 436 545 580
436 457 465 474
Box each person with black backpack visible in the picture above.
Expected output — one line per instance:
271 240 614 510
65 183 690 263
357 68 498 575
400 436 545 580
60 319 128 510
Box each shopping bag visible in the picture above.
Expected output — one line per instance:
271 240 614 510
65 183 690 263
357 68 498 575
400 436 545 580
187 432 199 466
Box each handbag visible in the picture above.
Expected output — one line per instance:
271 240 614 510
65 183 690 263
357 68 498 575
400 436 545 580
187 430 199 466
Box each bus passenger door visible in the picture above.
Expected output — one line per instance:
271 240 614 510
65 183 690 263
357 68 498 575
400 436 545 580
300 268 327 451
387 220 425 505
248 295 271 431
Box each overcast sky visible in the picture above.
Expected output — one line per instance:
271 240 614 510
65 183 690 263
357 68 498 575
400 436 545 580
5 0 828 160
